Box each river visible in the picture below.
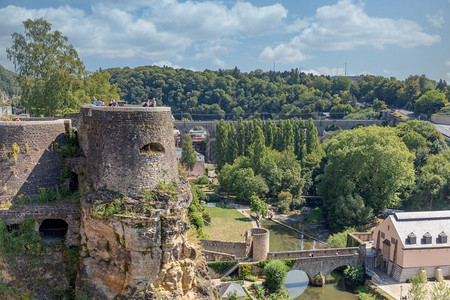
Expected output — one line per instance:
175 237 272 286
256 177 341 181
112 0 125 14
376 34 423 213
261 218 357 299
286 270 357 299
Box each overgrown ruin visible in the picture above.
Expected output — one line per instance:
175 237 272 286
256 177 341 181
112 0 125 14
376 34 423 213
0 106 213 299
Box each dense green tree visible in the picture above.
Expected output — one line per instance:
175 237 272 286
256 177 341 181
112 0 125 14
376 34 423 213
306 118 321 155
214 120 229 171
250 126 267 174
294 119 306 161
0 64 20 99
318 126 415 229
277 191 293 213
410 150 449 210
217 157 268 202
343 266 365 287
264 260 288 293
181 134 196 171
414 90 447 115
430 280 450 300
408 272 428 300
84 71 120 103
250 195 268 220
397 120 444 144
7 18 85 116
236 118 246 156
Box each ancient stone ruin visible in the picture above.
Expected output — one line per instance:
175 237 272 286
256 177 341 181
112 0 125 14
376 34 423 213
0 106 213 299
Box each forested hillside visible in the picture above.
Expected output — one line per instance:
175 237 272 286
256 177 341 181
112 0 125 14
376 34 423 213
107 65 450 120
0 64 19 101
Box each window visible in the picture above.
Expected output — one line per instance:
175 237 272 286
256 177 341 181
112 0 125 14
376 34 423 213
407 232 416 244
423 232 432 244
381 232 385 239
391 237 396 244
438 231 447 244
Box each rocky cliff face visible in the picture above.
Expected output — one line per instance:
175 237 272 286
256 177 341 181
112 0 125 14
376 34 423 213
76 106 213 299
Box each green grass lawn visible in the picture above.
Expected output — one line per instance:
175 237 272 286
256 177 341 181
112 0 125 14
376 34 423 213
203 206 253 242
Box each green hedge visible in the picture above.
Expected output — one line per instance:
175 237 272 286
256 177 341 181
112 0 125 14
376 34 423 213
256 258 296 270
207 260 237 274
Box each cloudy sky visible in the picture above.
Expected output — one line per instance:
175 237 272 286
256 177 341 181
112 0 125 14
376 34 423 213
0 0 449 81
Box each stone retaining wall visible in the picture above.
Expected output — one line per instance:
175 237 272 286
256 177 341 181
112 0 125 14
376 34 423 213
0 120 70 203
199 240 248 259
0 203 81 246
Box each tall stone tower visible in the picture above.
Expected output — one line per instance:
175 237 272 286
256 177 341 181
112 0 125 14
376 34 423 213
78 106 178 196
76 106 212 299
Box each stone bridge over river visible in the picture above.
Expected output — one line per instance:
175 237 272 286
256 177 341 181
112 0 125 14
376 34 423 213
174 119 382 162
268 246 365 285
201 227 366 285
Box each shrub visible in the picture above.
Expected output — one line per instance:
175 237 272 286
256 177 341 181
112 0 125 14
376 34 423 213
244 275 258 282
189 212 204 229
238 264 252 279
277 191 292 214
343 265 365 287
264 260 288 293
306 207 323 223
207 193 222 202
207 260 237 275
327 227 356 248
194 175 209 185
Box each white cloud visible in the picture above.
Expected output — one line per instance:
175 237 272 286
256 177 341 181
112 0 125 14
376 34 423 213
194 41 230 67
285 18 309 33
426 11 445 28
260 0 441 63
445 60 450 67
260 44 309 64
0 1 288 68
298 0 440 50
447 73 450 81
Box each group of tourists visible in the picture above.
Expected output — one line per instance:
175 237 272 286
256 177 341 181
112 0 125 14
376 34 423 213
92 97 119 107
141 98 157 107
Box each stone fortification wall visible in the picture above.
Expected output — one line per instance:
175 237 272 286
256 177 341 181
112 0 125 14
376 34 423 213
78 106 178 197
0 203 80 246
0 120 69 203
199 240 248 259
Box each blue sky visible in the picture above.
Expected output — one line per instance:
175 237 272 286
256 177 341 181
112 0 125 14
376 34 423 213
0 0 449 81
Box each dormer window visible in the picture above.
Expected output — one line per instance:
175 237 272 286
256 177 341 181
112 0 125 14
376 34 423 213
423 232 432 244
438 231 447 243
407 232 416 244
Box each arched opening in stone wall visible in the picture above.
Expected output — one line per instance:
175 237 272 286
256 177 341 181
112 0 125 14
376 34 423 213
188 126 208 156
173 127 181 148
140 142 165 155
324 124 342 132
39 219 68 241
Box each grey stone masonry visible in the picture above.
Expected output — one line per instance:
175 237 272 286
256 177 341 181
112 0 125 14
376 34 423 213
0 203 81 246
0 119 70 202
78 106 178 197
